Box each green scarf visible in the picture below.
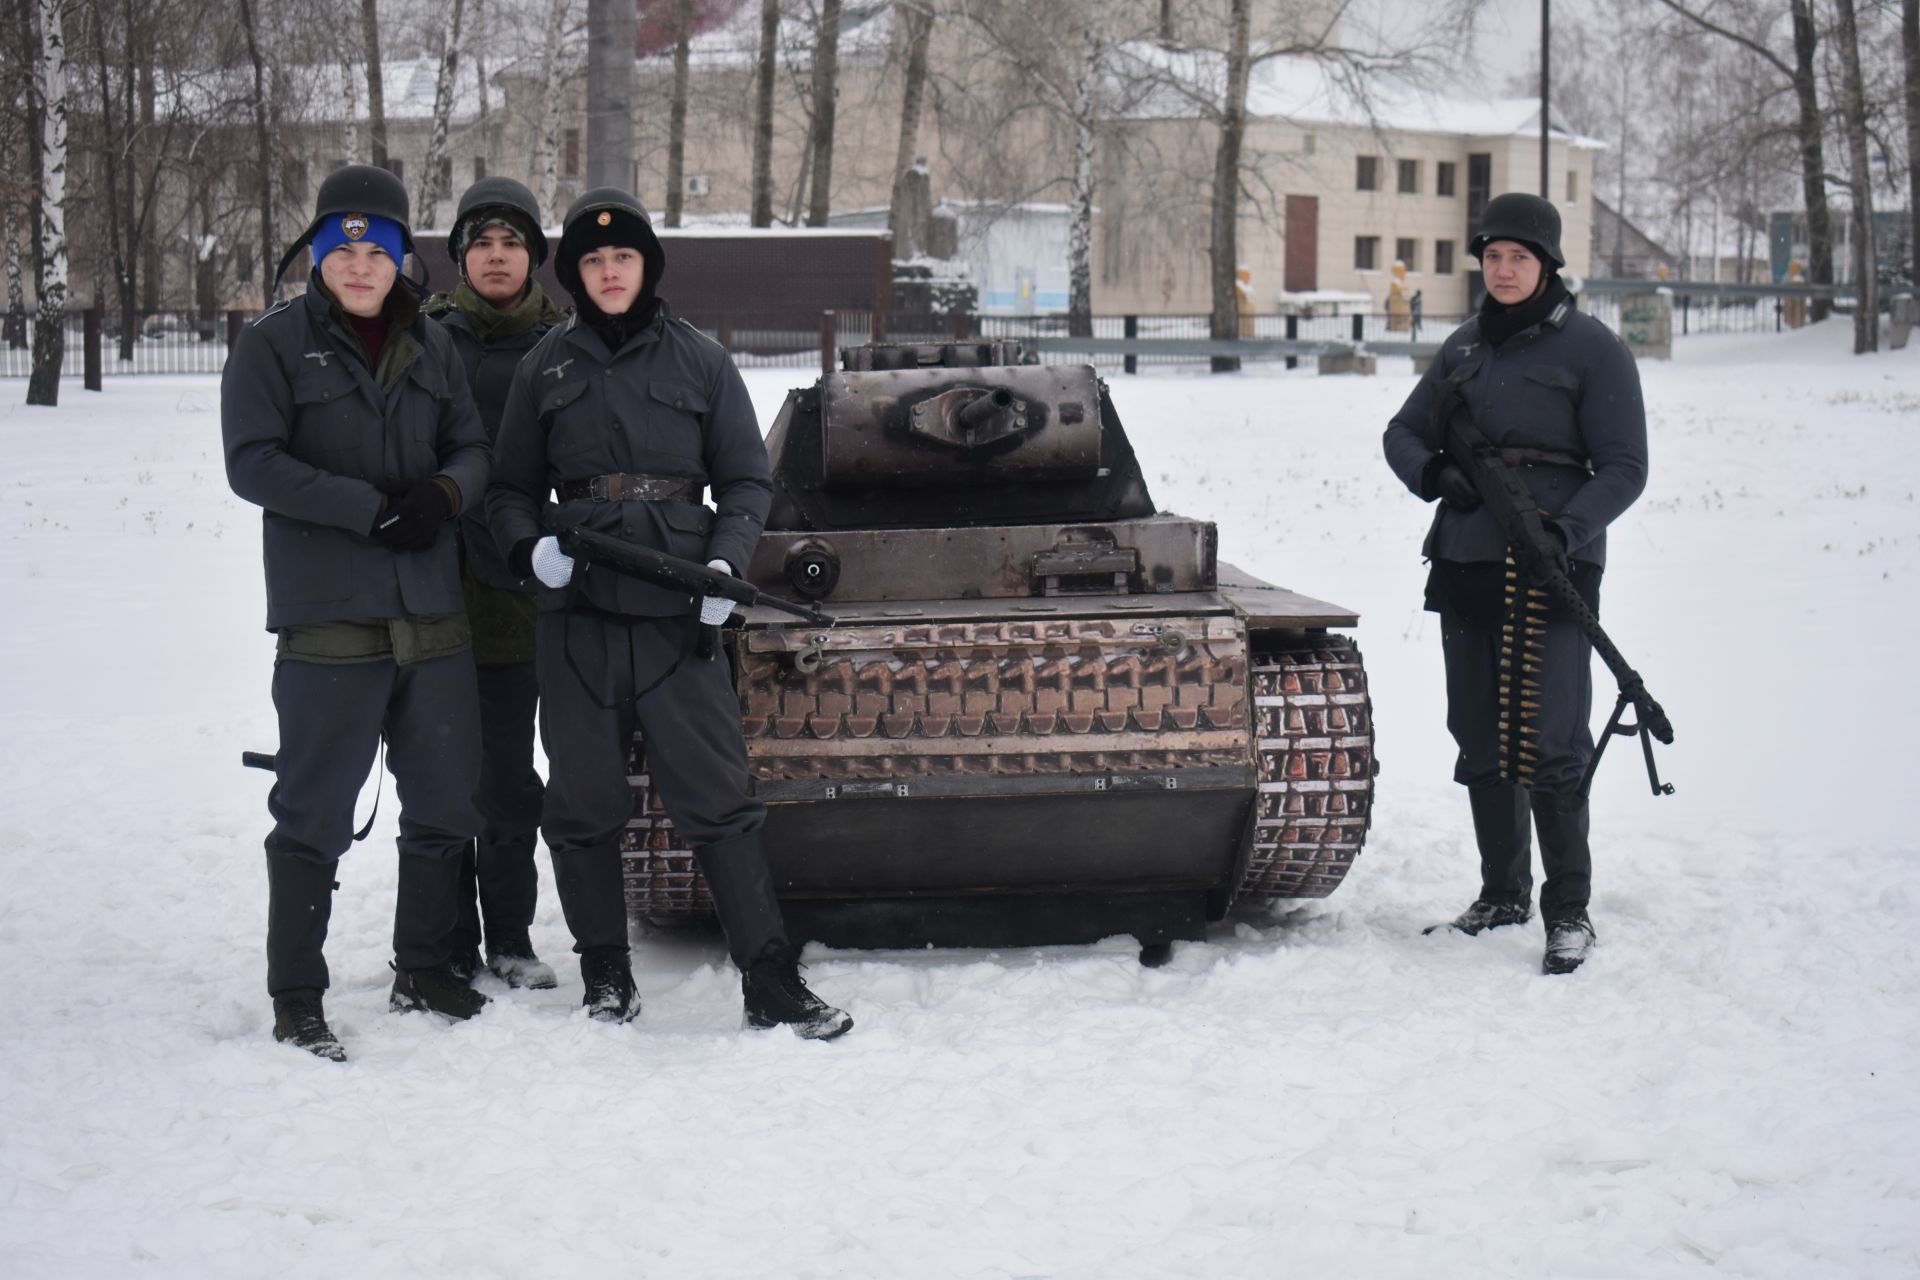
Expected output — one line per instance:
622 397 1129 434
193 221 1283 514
428 280 566 344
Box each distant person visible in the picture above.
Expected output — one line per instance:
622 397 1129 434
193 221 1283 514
223 165 492 1060
487 188 852 1038
423 178 566 992
1381 193 1647 975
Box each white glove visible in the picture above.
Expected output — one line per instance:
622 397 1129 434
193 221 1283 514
700 558 738 625
530 535 575 589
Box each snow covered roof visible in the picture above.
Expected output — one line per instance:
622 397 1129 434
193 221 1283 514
1112 44 1607 148
656 1 897 71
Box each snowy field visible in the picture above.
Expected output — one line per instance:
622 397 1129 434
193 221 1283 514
2 319 1916 1278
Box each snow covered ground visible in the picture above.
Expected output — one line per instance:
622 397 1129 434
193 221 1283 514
1 319 1916 1278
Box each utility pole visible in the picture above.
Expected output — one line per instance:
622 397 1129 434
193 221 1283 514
1540 0 1551 198
586 0 635 190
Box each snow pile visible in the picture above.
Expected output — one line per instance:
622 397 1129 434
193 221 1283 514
0 320 1916 1278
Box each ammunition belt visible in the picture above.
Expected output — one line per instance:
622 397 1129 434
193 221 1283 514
558 473 700 503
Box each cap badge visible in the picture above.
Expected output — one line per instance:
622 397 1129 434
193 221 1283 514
342 214 369 240
596 211 612 226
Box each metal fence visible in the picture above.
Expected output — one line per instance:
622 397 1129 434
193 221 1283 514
0 308 244 378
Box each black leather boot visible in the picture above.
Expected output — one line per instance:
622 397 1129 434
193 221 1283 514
742 940 853 1041
696 832 787 973
1423 785 1534 935
272 989 347 1062
551 844 630 953
1532 791 1593 924
580 946 639 1023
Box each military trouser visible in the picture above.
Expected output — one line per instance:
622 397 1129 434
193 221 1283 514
1440 608 1595 920
264 653 482 995
536 610 784 971
450 660 544 955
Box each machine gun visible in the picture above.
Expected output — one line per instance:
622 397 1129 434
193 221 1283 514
1433 395 1674 798
557 526 836 627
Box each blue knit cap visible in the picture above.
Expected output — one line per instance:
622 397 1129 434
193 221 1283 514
309 211 405 266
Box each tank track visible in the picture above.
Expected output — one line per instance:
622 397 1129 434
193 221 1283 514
1235 635 1376 902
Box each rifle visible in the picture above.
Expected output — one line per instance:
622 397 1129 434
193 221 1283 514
557 526 836 627
1433 386 1674 799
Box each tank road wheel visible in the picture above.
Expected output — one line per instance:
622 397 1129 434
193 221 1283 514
1228 635 1376 908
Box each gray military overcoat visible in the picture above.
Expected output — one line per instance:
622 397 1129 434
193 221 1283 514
223 285 490 629
1382 297 1648 567
487 300 772 618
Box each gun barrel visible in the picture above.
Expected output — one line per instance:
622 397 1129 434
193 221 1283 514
559 527 835 625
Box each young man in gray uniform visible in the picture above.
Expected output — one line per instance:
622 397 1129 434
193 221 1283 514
1383 193 1648 975
223 165 492 1059
424 177 566 991
488 188 851 1038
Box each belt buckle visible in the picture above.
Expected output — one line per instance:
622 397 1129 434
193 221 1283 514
589 474 613 502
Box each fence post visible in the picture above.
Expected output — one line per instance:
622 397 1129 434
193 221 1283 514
226 309 245 351
1681 293 1689 336
83 306 103 391
1123 314 1138 375
870 308 885 344
1775 298 1782 333
1350 313 1364 342
820 310 836 378
1286 315 1298 370
952 311 970 341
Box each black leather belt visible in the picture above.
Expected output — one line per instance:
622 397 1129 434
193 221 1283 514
1496 447 1587 470
558 473 700 502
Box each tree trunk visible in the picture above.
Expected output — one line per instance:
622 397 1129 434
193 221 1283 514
417 0 466 230
237 0 275 305
1067 3 1100 340
1905 0 1918 282
87 0 131 362
887 1 934 252
361 0 387 169
585 0 635 190
137 43 157 313
1208 0 1250 373
665 0 692 227
473 0 489 160
1832 0 1878 353
806 0 842 227
1789 0 1834 322
342 42 360 162
3 124 24 347
118 0 140 359
750 0 778 226
19 0 46 296
26 0 68 407
537 0 568 214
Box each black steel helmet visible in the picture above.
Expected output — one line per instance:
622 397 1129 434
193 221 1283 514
273 164 414 288
447 176 549 266
554 187 666 302
1469 192 1565 270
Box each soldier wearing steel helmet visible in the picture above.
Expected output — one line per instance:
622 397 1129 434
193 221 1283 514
487 188 852 1039
222 164 492 1059
1382 192 1649 975
423 177 567 992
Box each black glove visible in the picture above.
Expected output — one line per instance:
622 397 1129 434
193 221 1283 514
1538 519 1571 578
1432 464 1482 512
371 478 455 552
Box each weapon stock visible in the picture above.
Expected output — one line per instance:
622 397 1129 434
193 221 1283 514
556 526 837 626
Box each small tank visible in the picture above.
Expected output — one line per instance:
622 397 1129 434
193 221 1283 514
623 342 1377 961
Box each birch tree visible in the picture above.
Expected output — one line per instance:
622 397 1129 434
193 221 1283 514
887 0 935 253
536 0 571 213
237 0 275 304
416 0 466 230
26 0 67 407
1833 0 1877 352
1904 0 1918 281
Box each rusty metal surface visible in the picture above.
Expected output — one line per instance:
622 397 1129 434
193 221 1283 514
820 365 1104 486
1236 636 1376 900
745 517 1216 604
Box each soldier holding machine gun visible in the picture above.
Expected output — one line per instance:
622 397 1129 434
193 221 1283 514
1384 193 1652 975
487 188 851 1038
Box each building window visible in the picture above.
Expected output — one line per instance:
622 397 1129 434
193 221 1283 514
1395 238 1419 271
1566 169 1579 203
562 129 580 178
1435 240 1456 275
473 156 487 182
1437 161 1457 197
1397 159 1419 194
1354 236 1380 271
1356 156 1379 192
1302 133 1316 155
